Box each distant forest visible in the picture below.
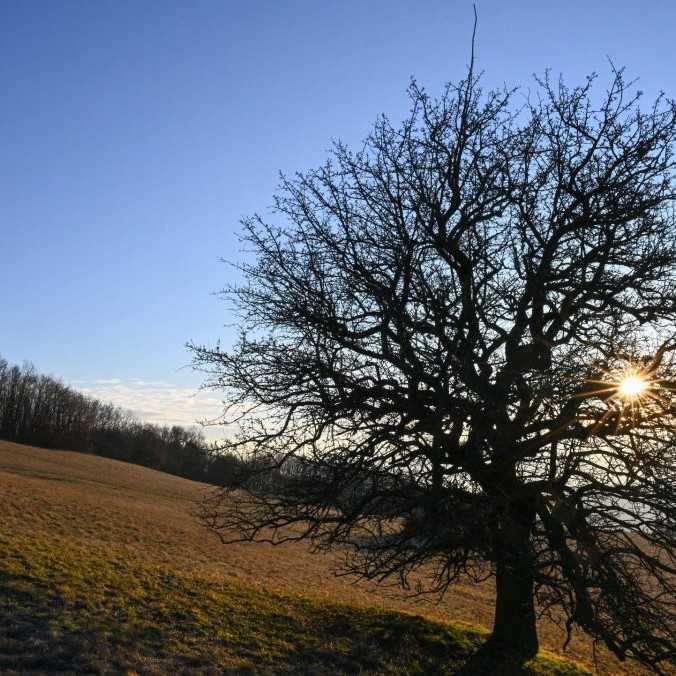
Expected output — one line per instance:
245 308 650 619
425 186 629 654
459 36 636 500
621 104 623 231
0 355 234 485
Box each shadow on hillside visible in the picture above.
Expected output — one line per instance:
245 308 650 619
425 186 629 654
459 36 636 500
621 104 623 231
0 567 84 673
0 528 587 676
454 642 532 675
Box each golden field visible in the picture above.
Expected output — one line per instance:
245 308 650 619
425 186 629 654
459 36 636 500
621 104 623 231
0 441 650 674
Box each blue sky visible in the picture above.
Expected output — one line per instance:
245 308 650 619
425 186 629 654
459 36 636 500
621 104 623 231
2 0 675 432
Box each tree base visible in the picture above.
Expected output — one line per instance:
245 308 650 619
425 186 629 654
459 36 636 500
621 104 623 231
456 637 538 676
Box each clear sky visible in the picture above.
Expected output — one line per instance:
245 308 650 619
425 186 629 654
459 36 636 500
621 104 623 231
2 0 675 433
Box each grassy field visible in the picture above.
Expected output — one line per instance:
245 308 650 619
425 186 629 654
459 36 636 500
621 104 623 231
0 441 643 674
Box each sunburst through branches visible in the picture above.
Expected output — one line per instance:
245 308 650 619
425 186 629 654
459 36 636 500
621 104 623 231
582 361 668 433
617 373 648 399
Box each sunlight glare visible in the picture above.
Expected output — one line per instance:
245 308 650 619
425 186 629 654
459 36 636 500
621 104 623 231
618 374 648 399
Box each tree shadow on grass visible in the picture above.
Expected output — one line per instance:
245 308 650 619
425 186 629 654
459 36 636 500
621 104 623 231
0 567 79 672
454 640 534 676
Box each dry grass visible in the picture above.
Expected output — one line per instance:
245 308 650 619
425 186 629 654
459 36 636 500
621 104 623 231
0 441 649 674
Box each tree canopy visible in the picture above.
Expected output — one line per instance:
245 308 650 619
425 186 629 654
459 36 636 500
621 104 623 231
192 64 676 671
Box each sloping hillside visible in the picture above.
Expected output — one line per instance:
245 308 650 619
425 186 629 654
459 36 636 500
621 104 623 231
0 441 637 673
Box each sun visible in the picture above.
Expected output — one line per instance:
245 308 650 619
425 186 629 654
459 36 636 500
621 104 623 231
580 359 669 434
618 374 648 399
583 364 656 405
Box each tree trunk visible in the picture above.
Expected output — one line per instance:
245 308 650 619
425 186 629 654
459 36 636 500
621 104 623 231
489 497 539 659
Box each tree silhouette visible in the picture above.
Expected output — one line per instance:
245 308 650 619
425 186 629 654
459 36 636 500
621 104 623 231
191 63 676 671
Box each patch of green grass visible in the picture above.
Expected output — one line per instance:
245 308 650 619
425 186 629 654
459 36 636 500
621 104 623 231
0 529 589 675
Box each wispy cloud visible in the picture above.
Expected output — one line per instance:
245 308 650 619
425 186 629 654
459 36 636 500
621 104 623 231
75 378 229 439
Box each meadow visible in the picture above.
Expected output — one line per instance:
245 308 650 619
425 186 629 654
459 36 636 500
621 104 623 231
0 441 645 674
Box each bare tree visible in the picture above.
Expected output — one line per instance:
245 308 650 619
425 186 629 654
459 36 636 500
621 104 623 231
191 63 676 671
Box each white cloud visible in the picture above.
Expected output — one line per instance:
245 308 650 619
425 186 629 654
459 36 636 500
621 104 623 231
75 378 231 440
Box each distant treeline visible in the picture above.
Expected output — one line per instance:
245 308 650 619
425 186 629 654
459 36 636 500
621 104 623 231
0 355 237 484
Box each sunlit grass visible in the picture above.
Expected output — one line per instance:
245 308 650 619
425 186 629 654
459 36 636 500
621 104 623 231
0 442 597 674
0 517 589 674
